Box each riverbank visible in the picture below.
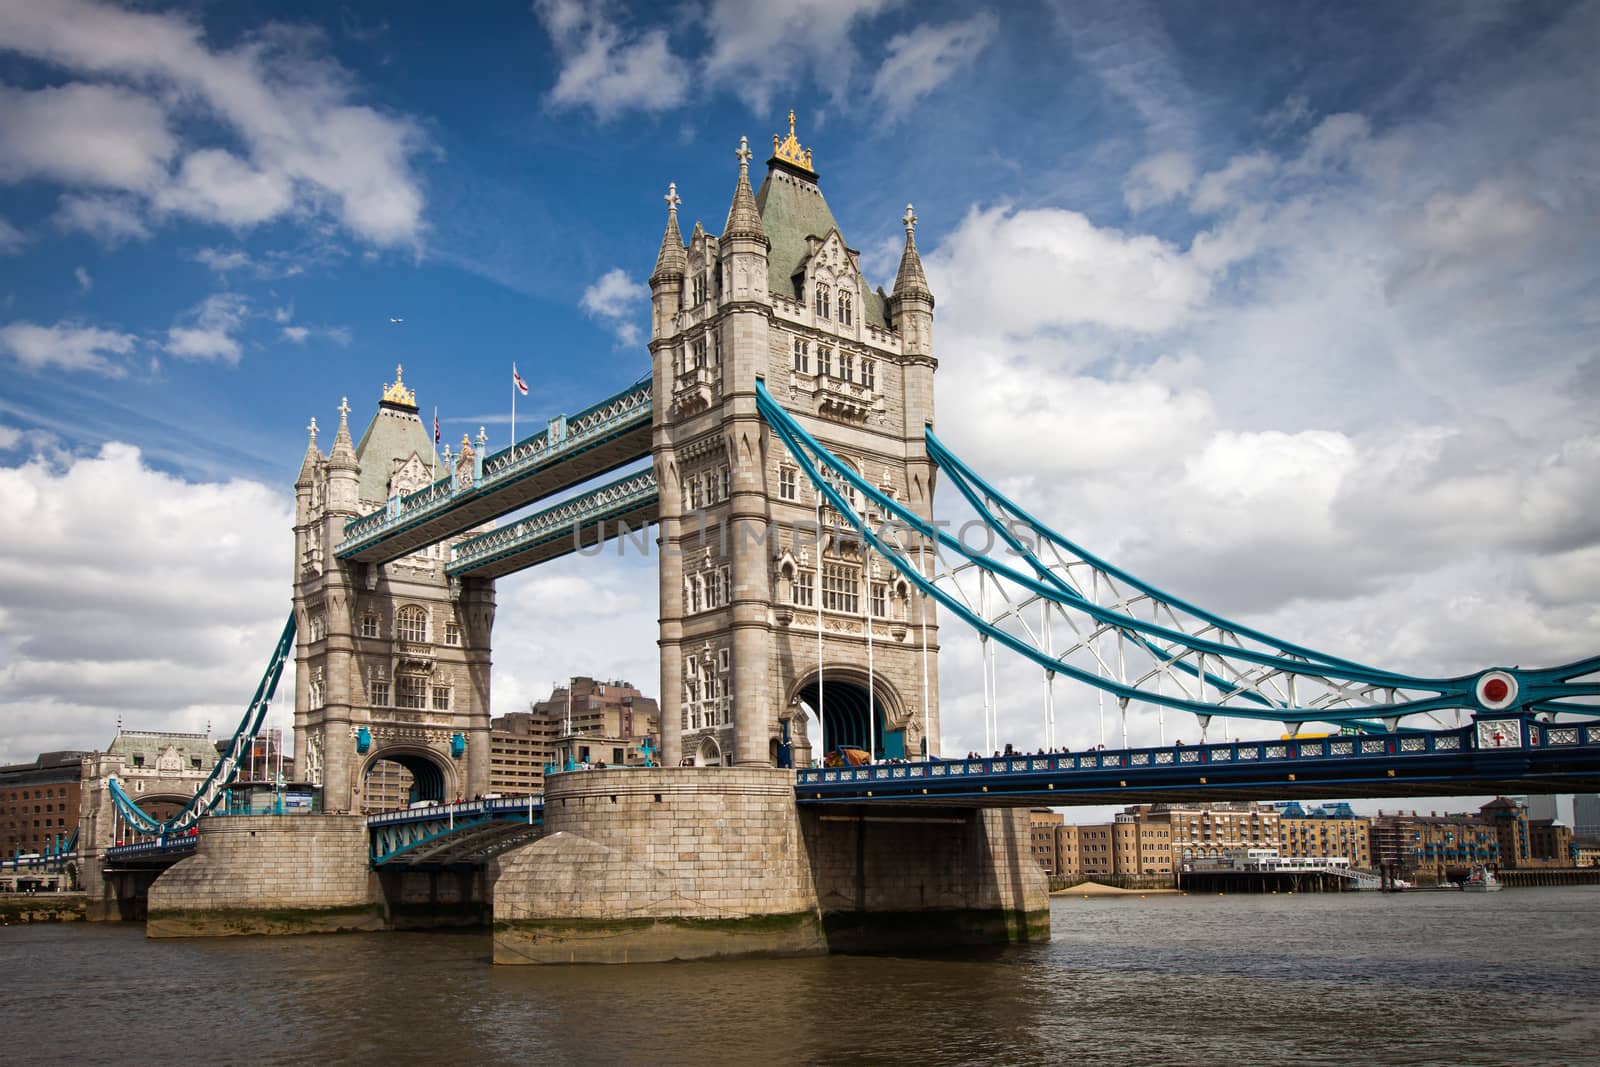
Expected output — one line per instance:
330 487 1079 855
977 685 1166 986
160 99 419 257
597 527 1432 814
0 892 86 924
1053 881 1180 897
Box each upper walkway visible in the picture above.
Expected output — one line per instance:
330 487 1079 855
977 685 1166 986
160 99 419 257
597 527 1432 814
796 714 1600 807
336 382 651 565
446 469 659 578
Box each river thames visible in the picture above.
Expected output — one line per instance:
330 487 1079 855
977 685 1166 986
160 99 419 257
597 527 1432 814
5 888 1598 1066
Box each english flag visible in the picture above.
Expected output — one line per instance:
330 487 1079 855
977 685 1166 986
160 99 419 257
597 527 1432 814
513 364 529 396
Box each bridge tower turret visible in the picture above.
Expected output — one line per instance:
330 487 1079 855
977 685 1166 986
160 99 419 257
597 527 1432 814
651 111 941 769
293 369 494 813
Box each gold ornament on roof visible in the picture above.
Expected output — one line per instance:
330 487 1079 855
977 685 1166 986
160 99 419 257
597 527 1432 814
381 363 417 409
771 108 815 174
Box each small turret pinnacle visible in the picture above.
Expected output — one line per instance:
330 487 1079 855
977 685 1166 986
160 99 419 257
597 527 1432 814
328 396 359 468
296 416 324 488
651 181 687 284
892 203 932 304
722 136 768 245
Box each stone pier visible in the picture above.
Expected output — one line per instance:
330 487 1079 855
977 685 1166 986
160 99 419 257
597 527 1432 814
492 768 1048 964
146 815 384 937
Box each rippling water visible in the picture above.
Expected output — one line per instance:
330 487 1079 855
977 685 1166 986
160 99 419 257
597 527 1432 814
5 888 1598 1066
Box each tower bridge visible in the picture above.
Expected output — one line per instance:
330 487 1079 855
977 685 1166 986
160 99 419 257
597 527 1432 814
81 113 1600 961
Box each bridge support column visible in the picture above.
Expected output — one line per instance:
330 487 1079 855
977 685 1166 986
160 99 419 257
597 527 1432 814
146 815 383 937
799 805 1049 952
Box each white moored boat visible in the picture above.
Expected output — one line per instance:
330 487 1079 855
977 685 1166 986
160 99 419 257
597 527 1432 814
1462 865 1503 892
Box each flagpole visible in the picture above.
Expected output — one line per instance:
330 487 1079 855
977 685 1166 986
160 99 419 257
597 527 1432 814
431 406 438 481
511 369 516 449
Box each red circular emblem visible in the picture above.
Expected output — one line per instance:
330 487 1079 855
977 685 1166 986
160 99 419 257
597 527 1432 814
1482 678 1509 703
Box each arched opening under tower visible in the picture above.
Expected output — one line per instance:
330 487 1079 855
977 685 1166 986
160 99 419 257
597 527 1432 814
794 676 905 763
360 750 451 811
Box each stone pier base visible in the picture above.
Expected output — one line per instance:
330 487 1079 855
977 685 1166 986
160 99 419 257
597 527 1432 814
494 768 826 964
146 815 383 938
491 770 1049 964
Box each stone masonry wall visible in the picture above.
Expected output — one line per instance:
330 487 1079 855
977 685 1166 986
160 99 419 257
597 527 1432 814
147 814 382 937
494 767 825 963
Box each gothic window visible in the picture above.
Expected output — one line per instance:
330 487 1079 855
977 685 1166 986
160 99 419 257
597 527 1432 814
839 291 853 326
397 674 429 710
712 329 722 365
818 346 832 377
861 358 876 390
821 465 859 512
689 477 703 510
309 667 326 709
792 568 815 607
307 611 327 642
692 274 707 306
815 285 830 319
793 338 809 373
839 352 854 382
444 621 461 646
360 613 379 639
689 575 703 613
778 467 797 500
871 582 888 618
368 669 390 707
718 647 730 672
692 337 708 369
822 563 859 614
397 605 428 643
720 466 731 500
432 685 452 712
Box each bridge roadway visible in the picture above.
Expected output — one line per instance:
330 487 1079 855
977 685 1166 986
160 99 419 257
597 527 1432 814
336 382 651 565
797 714 1600 807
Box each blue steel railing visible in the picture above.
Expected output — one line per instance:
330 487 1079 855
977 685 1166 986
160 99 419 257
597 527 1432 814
446 469 657 574
796 715 1600 790
104 836 198 862
366 794 544 828
338 381 652 553
367 795 544 865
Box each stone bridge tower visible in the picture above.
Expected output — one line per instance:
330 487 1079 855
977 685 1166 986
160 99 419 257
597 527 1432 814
650 113 941 770
292 369 495 811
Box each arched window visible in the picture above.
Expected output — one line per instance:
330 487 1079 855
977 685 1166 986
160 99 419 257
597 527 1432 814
815 285 830 320
839 291 853 326
397 605 428 643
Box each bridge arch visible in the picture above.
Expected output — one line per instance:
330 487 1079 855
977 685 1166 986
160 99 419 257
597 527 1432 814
359 746 456 810
789 667 908 762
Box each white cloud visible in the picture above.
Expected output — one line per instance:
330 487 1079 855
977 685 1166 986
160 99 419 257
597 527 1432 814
195 247 253 273
0 425 21 449
155 149 295 227
0 82 176 191
1123 149 1194 212
0 216 26 253
53 192 150 244
0 320 135 374
535 0 688 119
0 442 292 763
281 325 310 343
74 265 91 292
703 0 897 112
869 12 997 118
0 0 429 245
580 267 648 346
1190 151 1275 213
165 292 249 363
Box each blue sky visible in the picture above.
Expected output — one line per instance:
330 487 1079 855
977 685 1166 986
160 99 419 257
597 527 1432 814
1 0 1596 811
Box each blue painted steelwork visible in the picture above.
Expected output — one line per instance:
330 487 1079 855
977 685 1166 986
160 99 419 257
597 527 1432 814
3 827 79 873
794 715 1600 805
107 613 296 839
337 381 652 561
367 795 544 866
754 382 1600 730
103 835 198 865
445 468 659 577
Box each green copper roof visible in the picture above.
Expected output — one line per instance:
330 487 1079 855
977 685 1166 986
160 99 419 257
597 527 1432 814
354 402 441 507
755 167 889 328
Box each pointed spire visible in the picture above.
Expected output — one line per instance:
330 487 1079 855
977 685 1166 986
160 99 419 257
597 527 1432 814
651 181 687 285
296 416 324 488
892 203 932 302
723 136 768 245
328 396 359 468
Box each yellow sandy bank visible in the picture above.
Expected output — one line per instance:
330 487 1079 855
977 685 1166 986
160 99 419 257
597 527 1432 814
1052 882 1181 897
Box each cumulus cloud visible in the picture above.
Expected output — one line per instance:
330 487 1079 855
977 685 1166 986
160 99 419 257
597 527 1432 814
580 267 649 346
869 12 998 118
53 192 150 244
0 442 293 763
1122 149 1194 212
74 266 91 292
0 0 429 245
535 0 688 119
0 82 177 191
281 325 310 343
0 320 136 374
703 0 897 111
165 292 249 363
0 216 27 254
